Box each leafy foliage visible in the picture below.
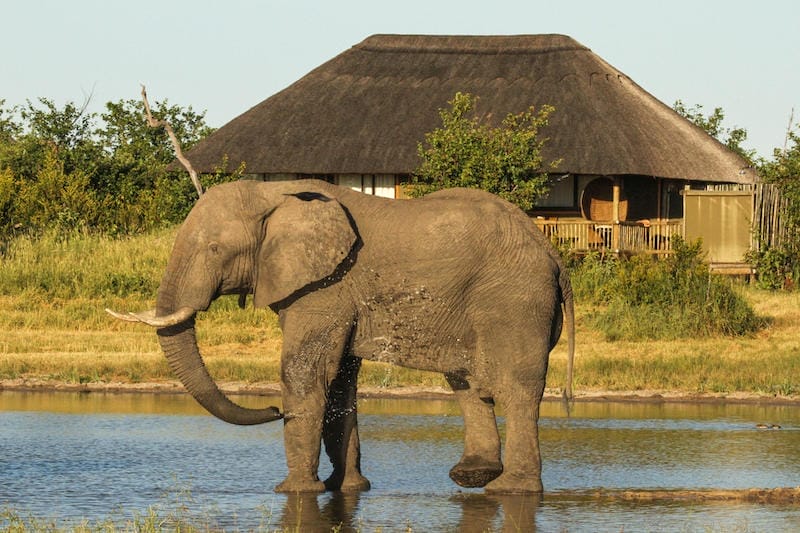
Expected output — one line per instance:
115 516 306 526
13 149 99 232
411 92 559 211
747 246 794 290
673 99 757 166
0 96 230 241
570 238 767 340
748 122 800 289
761 127 800 227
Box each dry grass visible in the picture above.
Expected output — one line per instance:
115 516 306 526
2 289 798 396
546 289 800 396
1 230 797 395
0 294 284 384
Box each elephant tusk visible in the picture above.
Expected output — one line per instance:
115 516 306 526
105 307 196 327
105 308 145 323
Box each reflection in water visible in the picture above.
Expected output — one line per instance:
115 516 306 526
270 492 540 532
268 491 542 532
279 493 361 532
2 391 800 531
454 494 540 533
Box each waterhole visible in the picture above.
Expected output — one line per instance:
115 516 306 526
1 391 799 531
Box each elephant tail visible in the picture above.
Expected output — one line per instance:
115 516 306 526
559 267 575 402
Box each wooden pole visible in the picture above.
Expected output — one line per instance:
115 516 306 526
612 176 621 251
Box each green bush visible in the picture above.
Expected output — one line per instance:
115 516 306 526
12 149 100 233
570 238 768 340
746 246 796 290
411 92 558 210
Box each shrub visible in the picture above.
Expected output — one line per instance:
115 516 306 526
570 238 768 340
13 148 100 233
411 92 558 210
746 246 796 290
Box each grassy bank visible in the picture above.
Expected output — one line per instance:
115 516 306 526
1 230 798 396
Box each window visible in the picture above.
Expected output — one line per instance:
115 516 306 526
258 173 298 182
537 175 575 208
338 175 396 198
373 175 396 198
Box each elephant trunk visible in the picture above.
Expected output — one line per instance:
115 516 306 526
156 320 282 425
153 274 282 425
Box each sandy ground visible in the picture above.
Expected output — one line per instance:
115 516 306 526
3 377 800 405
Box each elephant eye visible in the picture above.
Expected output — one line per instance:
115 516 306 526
208 242 220 255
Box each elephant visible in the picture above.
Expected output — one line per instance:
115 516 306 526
108 179 575 494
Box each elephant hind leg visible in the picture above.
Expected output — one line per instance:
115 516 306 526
446 372 503 488
323 354 371 492
484 362 547 494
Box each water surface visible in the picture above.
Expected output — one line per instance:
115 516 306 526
2 391 799 531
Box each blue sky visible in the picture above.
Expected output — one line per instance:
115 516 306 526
3 0 798 158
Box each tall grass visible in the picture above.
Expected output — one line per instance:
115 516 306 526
0 229 280 384
0 228 174 300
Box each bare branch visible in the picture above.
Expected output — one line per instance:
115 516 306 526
784 108 795 156
141 85 203 197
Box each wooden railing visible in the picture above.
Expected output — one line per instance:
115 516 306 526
534 219 684 255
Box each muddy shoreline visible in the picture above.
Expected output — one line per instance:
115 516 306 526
543 487 800 504
3 378 799 405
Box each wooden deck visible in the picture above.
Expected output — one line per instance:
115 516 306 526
534 219 684 255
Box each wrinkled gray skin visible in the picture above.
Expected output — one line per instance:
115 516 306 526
109 179 575 494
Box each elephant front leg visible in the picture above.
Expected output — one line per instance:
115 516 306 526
276 311 357 493
323 354 371 492
446 373 503 488
276 383 327 493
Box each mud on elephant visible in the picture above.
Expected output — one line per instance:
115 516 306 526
108 179 575 494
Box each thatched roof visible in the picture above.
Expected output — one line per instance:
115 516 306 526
187 34 756 184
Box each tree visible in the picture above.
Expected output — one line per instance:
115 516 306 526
96 96 219 232
673 100 757 166
21 98 105 180
762 129 800 226
0 95 217 238
759 124 800 247
0 100 20 142
411 92 559 211
98 97 213 187
751 121 800 288
0 101 21 230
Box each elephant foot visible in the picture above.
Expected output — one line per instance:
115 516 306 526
275 475 326 493
324 472 372 492
449 456 503 488
484 472 543 495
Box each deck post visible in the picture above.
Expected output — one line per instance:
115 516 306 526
612 176 622 252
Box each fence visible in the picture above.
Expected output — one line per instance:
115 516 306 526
534 219 684 254
535 183 790 257
752 183 790 251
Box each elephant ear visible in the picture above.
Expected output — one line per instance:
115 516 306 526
254 192 357 308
